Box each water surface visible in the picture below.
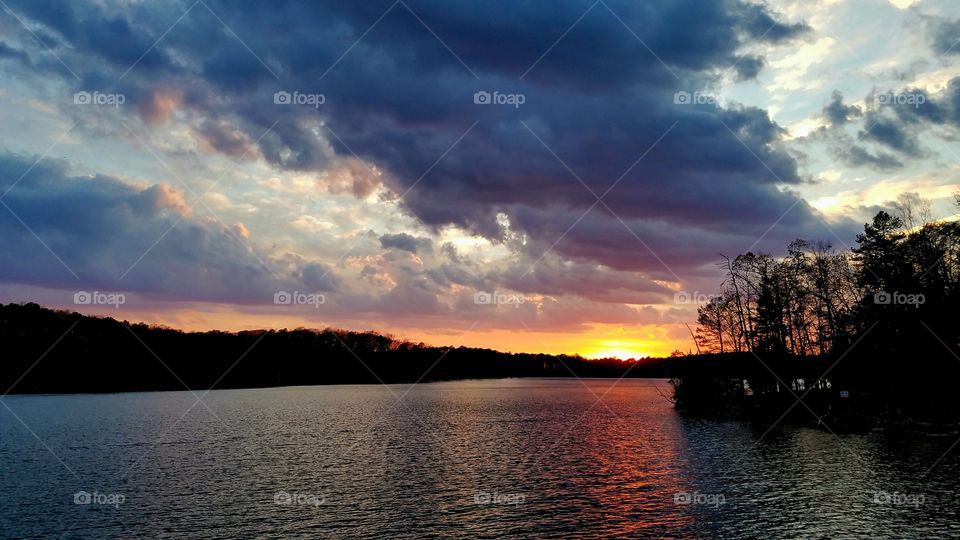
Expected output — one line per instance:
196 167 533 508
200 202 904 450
1 379 957 538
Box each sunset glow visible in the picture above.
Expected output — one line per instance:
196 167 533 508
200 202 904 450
3 1 960 538
0 0 958 359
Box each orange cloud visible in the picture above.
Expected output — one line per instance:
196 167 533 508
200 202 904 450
139 88 183 124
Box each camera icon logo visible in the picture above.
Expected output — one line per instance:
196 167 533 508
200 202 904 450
673 291 691 304
274 291 292 305
74 291 92 305
474 291 492 304
74 91 92 105
673 492 692 504
873 291 891 305
74 491 92 504
673 91 691 105
274 91 291 105
474 91 491 105
274 491 292 505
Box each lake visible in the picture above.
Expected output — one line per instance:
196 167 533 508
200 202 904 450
1 379 958 538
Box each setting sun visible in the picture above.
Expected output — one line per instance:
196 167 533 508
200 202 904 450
583 341 651 360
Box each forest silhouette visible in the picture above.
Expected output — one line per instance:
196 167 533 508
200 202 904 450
0 301 676 394
678 196 960 428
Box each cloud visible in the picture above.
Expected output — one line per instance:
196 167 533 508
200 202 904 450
822 90 862 126
734 55 766 81
300 262 339 291
195 118 259 159
0 41 30 64
0 152 336 303
735 2 812 43
0 0 828 302
842 145 904 171
858 111 923 157
839 78 960 169
379 232 433 254
139 88 183 125
818 79 960 173
931 18 960 55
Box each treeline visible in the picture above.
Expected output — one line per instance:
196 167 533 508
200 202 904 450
695 240 859 356
695 196 959 360
0 303 675 394
685 195 960 426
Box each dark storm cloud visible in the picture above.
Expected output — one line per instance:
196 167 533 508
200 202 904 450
858 111 923 157
734 55 766 81
842 146 903 171
734 2 811 43
839 79 960 171
931 18 960 55
0 41 29 64
300 263 340 292
380 233 433 254
2 0 822 293
886 89 947 125
506 193 853 284
195 119 259 159
888 80 960 127
822 91 862 126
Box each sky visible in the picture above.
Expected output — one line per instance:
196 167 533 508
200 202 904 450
0 0 958 358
